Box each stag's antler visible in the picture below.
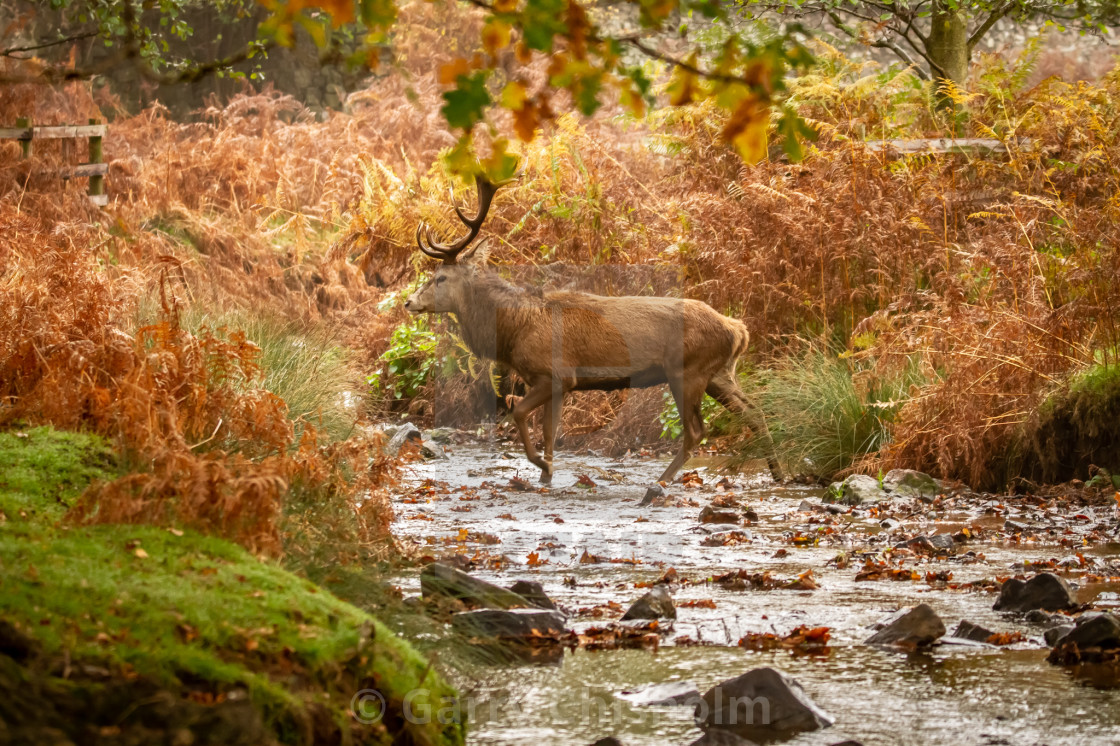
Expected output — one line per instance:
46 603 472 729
416 174 515 263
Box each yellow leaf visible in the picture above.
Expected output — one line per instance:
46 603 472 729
494 0 519 11
722 93 770 164
512 102 539 142
482 19 511 56
134 547 149 559
619 82 645 118
666 54 699 107
438 57 471 85
501 81 528 110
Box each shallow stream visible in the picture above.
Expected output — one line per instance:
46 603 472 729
388 439 1120 745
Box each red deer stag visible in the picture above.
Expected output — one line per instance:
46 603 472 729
404 175 784 504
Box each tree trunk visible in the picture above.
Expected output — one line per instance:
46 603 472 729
926 1 970 110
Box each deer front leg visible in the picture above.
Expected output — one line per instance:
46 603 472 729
512 378 555 483
641 380 705 506
540 378 563 485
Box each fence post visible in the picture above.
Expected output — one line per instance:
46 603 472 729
16 117 31 158
88 117 104 200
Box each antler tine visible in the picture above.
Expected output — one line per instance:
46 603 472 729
414 173 515 263
415 222 455 260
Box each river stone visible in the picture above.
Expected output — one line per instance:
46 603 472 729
426 427 456 444
420 438 445 459
950 620 995 643
621 585 677 620
451 608 568 640
421 563 535 610
688 730 757 745
1051 612 1120 651
897 534 956 555
993 573 1077 613
509 580 557 610
881 469 941 500
823 475 887 506
865 603 945 647
1044 624 1076 646
696 667 833 740
386 422 421 456
699 506 740 524
618 680 702 707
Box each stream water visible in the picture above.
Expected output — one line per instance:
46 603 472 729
387 437 1120 745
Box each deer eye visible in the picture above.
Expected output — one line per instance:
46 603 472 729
435 276 447 285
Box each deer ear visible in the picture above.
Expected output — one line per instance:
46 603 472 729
459 237 491 266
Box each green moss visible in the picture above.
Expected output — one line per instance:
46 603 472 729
0 427 464 745
1023 362 1120 483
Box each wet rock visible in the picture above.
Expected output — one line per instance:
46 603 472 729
1004 519 1032 533
881 469 940 500
639 484 665 507
1050 612 1120 651
993 573 1076 613
688 730 757 745
589 738 625 746
509 580 557 610
618 680 701 707
950 620 995 643
1044 624 1076 646
421 563 536 610
865 603 945 647
1024 609 1062 626
699 506 740 524
621 585 676 620
420 438 446 459
897 534 956 555
451 608 568 640
696 667 833 740
426 427 456 444
823 475 886 506
386 422 421 456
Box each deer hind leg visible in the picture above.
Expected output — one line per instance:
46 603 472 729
707 369 785 482
512 377 557 483
641 379 705 506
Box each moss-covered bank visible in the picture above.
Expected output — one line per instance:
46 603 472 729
0 427 463 745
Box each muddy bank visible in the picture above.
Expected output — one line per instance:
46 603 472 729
387 433 1120 745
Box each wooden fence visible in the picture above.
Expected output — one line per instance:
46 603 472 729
0 118 107 206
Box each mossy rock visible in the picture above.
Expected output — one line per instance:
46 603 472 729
1022 364 1120 483
0 426 463 746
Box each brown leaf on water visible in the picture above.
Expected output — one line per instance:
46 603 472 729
678 599 717 609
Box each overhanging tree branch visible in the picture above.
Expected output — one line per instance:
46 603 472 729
968 1 1014 51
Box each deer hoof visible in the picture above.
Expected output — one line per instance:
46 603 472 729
639 484 664 507
540 470 553 485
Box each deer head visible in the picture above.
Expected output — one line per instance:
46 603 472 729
405 175 510 315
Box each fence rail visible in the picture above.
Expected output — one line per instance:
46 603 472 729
1 118 107 206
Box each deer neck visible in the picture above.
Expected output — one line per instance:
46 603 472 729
451 270 536 364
